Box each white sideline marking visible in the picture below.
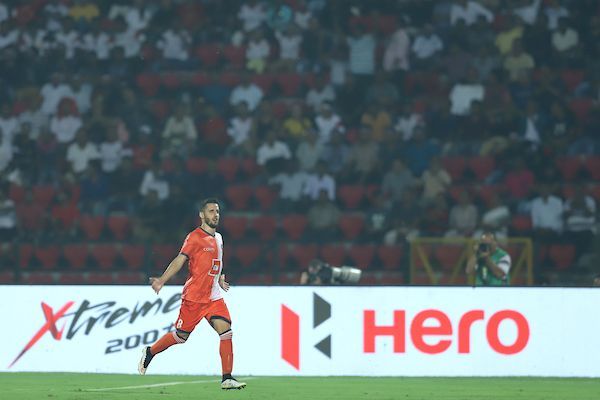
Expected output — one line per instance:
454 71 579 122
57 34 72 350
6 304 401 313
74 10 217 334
85 377 253 392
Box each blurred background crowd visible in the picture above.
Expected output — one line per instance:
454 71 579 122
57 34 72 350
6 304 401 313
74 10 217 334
0 0 598 286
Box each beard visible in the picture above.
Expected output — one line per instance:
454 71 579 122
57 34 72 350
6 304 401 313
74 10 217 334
205 219 219 229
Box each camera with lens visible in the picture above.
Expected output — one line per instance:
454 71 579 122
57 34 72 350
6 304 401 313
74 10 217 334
477 243 490 261
306 259 362 285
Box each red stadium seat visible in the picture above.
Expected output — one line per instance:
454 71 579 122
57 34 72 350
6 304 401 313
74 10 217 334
320 244 346 266
222 45 246 69
186 157 209 175
380 271 405 285
234 244 262 268
136 74 160 96
161 73 182 90
569 98 592 122
9 184 25 202
468 157 495 181
202 117 228 146
151 244 178 269
52 204 80 230
251 74 275 93
191 72 209 86
86 272 115 285
347 245 376 269
251 215 278 240
549 245 576 270
434 244 465 271
63 244 88 269
219 72 242 87
236 274 273 285
254 186 278 211
150 100 170 122
21 272 55 284
79 215 105 240
16 204 45 232
289 244 318 269
338 214 365 240
34 246 60 269
441 157 467 180
57 272 86 285
121 244 146 270
377 245 404 270
107 215 131 240
556 157 583 181
18 244 34 268
90 244 118 270
32 185 55 208
217 158 240 182
281 214 308 240
0 271 15 284
222 215 248 240
195 44 222 67
511 215 532 234
337 185 366 209
271 100 288 119
476 185 502 207
276 73 302 96
240 158 261 178
584 157 600 180
224 185 253 210
561 69 584 92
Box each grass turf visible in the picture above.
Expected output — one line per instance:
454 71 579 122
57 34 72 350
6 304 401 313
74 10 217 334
1 373 599 400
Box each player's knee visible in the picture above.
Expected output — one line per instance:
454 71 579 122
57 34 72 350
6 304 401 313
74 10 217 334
176 330 189 341
219 329 233 341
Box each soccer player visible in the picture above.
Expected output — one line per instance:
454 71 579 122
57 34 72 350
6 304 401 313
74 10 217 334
138 198 246 390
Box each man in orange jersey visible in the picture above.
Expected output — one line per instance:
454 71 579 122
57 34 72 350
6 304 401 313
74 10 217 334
138 198 246 390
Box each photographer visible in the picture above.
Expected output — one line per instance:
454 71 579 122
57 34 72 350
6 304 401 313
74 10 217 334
466 232 511 286
300 259 361 285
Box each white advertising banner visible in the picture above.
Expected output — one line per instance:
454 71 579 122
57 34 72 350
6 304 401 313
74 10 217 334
0 286 598 377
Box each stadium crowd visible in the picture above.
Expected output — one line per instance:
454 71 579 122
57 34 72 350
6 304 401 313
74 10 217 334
0 0 598 285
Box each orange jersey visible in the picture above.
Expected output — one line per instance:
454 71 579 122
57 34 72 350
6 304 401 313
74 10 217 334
179 227 224 303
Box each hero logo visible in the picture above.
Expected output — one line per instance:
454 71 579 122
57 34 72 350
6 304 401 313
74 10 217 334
281 300 530 369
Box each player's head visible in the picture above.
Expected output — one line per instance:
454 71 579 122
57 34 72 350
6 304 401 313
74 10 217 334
199 198 220 229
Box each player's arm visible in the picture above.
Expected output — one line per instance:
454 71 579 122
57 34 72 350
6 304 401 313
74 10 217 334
149 254 188 294
465 243 478 275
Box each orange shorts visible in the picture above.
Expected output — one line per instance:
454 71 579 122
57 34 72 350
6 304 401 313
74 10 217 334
175 298 231 333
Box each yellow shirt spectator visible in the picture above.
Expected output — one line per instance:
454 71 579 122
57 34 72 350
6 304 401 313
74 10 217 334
69 3 100 21
495 26 523 55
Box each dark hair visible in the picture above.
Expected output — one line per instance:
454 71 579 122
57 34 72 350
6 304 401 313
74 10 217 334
481 231 497 240
200 197 220 212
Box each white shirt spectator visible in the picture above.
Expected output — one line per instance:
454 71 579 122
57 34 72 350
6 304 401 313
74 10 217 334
450 1 494 26
304 173 336 200
256 140 292 166
565 196 596 233
238 2 267 31
449 83 485 116
162 116 197 141
246 38 270 61
66 141 100 174
531 195 564 233
56 30 79 59
523 116 541 144
305 85 336 111
552 28 578 52
513 0 541 25
0 198 16 229
0 4 9 23
0 29 18 50
544 5 569 30
82 31 112 60
99 140 130 173
115 28 145 58
70 82 93 115
40 82 73 115
296 141 323 171
314 113 343 144
227 116 253 146
50 114 82 144
412 33 444 59
0 136 13 172
347 34 376 75
230 83 264 111
294 10 312 30
125 7 153 31
19 109 48 140
269 171 309 201
140 170 170 200
276 31 302 60
383 29 410 71
0 114 19 142
394 113 422 141
157 29 190 61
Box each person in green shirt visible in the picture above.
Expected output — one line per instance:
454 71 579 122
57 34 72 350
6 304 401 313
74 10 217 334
466 232 511 286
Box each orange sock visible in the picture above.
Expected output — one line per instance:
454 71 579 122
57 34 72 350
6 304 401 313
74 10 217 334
150 331 185 355
219 330 233 375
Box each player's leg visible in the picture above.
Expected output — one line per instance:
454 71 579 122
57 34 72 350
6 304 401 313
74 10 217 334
206 299 246 390
138 300 203 375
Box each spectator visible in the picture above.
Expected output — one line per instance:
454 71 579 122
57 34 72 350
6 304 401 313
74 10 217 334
226 102 255 156
422 193 449 235
140 163 170 201
157 26 192 67
412 24 444 61
68 0 100 23
383 25 410 73
503 157 535 201
256 131 292 173
230 74 264 111
238 0 268 32
360 103 392 142
551 18 578 54
134 189 166 242
503 40 535 81
347 24 376 82
449 68 485 116
69 75 93 115
314 103 343 144
307 189 341 240
320 132 351 175
306 75 336 112
393 102 423 142
450 0 494 26
381 159 418 202
564 186 596 256
269 160 309 211
0 190 16 241
283 103 313 141
50 99 82 144
513 0 542 25
0 104 18 143
161 105 197 157
402 128 441 177
66 129 99 175
531 183 564 239
99 129 131 174
344 126 381 184
304 161 335 201
365 191 390 242
19 95 48 140
475 193 511 238
365 71 399 107
246 29 270 73
495 15 524 55
296 131 323 172
421 157 452 201
275 25 302 71
80 163 110 215
544 0 569 30
447 192 479 237
40 73 73 115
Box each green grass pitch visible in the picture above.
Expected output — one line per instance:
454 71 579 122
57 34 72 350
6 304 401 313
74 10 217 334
1 373 599 400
